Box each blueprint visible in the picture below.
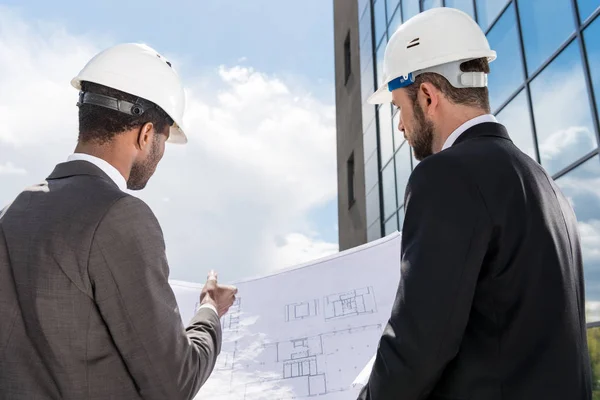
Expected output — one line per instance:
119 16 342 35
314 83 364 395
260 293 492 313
170 231 402 400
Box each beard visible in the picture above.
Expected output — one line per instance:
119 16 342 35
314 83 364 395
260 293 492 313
410 100 435 161
127 135 161 190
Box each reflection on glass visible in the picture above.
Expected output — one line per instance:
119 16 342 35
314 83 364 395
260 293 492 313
518 0 575 74
382 160 397 219
495 89 537 161
411 146 420 169
396 142 412 205
586 326 600 397
475 0 509 31
398 206 405 232
423 0 443 10
393 109 401 151
379 104 395 164
388 6 402 36
362 100 376 133
446 0 475 19
363 120 377 161
486 3 524 112
368 219 382 242
359 1 372 46
530 40 597 175
555 156 600 322
578 0 600 22
402 0 420 22
385 213 398 235
361 60 375 103
376 40 386 87
358 0 370 20
584 15 600 117
364 151 379 194
360 39 372 76
395 142 412 208
374 0 388 47
366 185 381 227
387 0 400 24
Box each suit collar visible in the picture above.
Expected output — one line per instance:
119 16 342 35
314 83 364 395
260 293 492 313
451 122 511 147
47 160 119 189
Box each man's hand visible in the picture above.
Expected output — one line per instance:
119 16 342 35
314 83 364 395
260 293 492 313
200 270 238 318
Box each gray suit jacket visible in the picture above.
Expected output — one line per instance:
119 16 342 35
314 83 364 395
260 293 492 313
0 160 221 400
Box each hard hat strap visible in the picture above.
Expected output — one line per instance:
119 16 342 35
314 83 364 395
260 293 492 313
387 60 488 92
76 91 153 117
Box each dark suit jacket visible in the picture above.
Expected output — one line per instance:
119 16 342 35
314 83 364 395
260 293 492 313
0 160 221 400
358 122 592 400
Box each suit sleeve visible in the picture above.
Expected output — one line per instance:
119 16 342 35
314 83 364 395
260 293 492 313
88 195 222 400
358 157 492 400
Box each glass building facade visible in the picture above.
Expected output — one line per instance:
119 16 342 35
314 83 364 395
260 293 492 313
358 0 600 324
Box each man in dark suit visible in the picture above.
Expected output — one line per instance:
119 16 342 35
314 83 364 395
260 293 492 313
358 8 592 400
0 43 237 399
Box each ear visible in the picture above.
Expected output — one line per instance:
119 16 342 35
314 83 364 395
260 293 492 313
136 122 154 151
418 82 440 115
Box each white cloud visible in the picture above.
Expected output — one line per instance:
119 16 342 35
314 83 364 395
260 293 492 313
0 6 338 282
0 162 27 175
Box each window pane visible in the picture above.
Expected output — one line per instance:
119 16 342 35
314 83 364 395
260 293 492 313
393 109 401 151
584 15 600 117
379 104 395 164
475 0 509 31
364 150 379 193
402 0 420 22
578 0 600 22
360 40 372 76
423 0 443 10
518 0 576 74
446 0 475 19
486 3 525 112
398 206 405 231
376 40 386 87
361 60 375 103
366 185 381 226
358 0 370 20
388 5 402 37
374 0 388 46
385 213 398 235
363 119 378 161
387 0 400 24
530 40 597 175
411 146 420 169
362 100 376 133
395 141 412 207
359 1 373 45
367 218 382 242
495 89 537 161
382 160 397 219
555 156 600 322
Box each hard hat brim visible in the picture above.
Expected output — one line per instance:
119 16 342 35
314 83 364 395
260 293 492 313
368 84 393 105
168 125 188 144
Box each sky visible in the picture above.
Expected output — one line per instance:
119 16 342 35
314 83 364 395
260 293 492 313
0 1 339 284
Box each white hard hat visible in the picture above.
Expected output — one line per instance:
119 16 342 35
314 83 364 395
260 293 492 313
368 7 496 105
71 43 188 144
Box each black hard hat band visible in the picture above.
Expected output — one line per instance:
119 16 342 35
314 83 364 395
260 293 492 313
76 91 153 117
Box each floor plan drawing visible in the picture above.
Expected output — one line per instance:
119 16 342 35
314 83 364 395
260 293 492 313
169 232 403 400
285 299 319 322
324 286 377 321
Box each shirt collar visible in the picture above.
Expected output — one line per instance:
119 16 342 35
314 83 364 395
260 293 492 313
442 114 498 151
66 153 127 191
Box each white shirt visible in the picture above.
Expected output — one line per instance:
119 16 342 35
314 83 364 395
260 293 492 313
441 114 498 151
66 153 218 317
67 153 127 191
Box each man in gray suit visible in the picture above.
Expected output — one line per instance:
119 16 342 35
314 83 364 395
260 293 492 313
0 43 237 399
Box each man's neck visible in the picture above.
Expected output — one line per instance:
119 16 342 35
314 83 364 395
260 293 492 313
433 107 489 153
73 142 131 182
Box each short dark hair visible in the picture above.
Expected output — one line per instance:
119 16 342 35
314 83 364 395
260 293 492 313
406 58 491 113
77 81 172 144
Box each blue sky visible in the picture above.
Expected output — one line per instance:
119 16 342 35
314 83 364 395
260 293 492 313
0 1 339 283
